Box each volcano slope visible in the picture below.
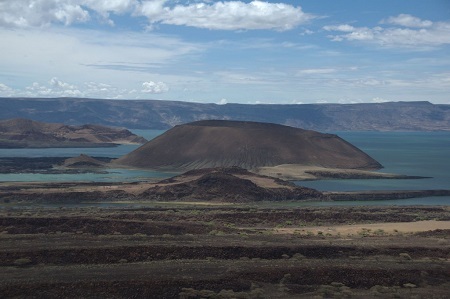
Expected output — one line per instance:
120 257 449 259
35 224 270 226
113 120 382 172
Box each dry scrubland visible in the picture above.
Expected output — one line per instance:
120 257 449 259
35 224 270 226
0 204 449 298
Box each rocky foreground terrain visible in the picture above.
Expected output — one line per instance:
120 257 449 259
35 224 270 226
0 205 448 298
0 118 146 148
1 165 449 298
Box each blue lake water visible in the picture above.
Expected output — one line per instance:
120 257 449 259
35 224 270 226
297 132 450 191
0 130 165 159
0 130 174 182
0 130 449 205
296 131 450 205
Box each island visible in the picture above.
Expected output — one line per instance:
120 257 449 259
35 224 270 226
112 119 424 180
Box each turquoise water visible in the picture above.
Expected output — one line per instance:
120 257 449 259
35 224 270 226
0 129 165 159
0 129 174 182
0 144 138 158
296 131 450 205
0 130 449 204
0 168 174 183
297 132 450 191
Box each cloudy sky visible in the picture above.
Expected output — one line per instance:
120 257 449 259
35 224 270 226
0 0 449 104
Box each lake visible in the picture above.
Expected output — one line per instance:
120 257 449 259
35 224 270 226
0 130 449 205
0 130 173 182
296 131 450 205
297 131 450 191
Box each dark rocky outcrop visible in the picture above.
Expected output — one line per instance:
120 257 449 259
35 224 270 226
0 156 112 174
62 154 106 168
141 167 323 202
113 120 382 170
0 167 323 203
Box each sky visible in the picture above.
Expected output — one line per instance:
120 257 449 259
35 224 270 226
0 0 449 104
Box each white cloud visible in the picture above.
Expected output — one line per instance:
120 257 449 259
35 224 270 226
0 0 140 28
322 77 387 88
24 79 83 97
299 29 314 36
324 15 450 49
296 68 337 75
142 81 169 93
26 82 51 95
0 83 14 96
82 0 136 14
49 77 76 90
136 1 315 31
0 0 90 27
137 0 166 19
323 24 355 32
82 0 137 25
324 25 377 42
0 77 171 98
372 97 389 103
359 79 383 86
0 83 12 91
217 98 228 105
0 0 314 31
382 14 433 28
214 71 270 85
85 81 112 91
83 81 135 99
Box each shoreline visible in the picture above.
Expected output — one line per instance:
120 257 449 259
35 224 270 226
256 164 429 181
324 189 450 201
0 159 447 204
0 156 431 181
1 178 449 204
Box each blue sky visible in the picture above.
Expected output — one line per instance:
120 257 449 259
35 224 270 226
0 0 449 104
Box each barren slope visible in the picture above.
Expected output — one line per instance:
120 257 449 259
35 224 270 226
113 120 382 170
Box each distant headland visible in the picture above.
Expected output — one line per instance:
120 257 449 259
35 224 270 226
0 118 147 148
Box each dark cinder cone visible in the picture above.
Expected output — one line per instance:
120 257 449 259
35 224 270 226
113 120 382 170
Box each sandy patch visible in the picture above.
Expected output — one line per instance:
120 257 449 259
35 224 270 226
274 220 450 236
256 164 405 181
237 174 293 189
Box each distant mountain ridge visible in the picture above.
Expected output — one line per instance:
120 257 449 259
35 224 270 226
0 118 147 148
0 97 449 131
